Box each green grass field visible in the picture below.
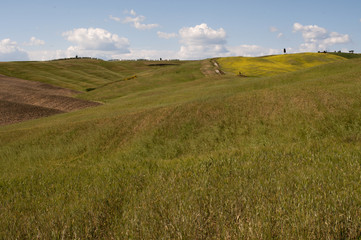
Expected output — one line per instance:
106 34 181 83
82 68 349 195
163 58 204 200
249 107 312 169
1 53 361 239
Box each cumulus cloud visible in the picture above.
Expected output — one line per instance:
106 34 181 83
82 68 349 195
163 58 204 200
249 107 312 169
157 31 177 39
63 28 130 52
177 23 228 59
179 23 226 45
24 37 45 46
122 9 159 30
58 28 131 60
0 38 29 61
293 22 350 51
175 23 281 59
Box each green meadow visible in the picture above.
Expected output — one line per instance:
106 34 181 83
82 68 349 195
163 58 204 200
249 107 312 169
1 53 361 239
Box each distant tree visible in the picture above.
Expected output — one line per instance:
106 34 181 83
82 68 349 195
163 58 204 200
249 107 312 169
283 48 286 54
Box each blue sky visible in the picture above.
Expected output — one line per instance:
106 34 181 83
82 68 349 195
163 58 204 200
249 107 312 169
1 0 360 61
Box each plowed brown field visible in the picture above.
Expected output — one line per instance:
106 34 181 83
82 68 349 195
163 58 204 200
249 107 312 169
0 75 101 125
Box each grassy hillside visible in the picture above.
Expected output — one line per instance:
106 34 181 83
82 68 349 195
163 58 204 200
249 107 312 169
1 55 361 239
217 52 346 77
0 59 187 93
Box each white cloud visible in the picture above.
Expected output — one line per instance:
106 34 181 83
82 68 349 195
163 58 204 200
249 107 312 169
28 48 177 61
24 37 45 46
54 28 131 60
177 23 228 59
0 38 29 61
277 33 283 38
227 45 281 57
175 23 281 59
130 9 136 16
27 49 70 61
157 31 177 39
178 44 228 60
121 10 159 30
62 28 130 52
112 48 178 60
293 22 350 51
179 23 227 45
109 15 121 22
28 48 141 61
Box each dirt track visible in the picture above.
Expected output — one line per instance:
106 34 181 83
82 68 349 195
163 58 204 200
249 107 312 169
200 59 224 77
0 75 101 126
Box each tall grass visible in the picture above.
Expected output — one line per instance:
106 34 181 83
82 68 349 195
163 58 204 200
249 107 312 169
1 56 361 239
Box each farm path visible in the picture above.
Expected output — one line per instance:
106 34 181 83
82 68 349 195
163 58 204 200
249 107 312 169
200 59 225 77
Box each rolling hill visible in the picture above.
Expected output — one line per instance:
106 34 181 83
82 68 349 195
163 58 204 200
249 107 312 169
1 53 361 239
217 52 347 77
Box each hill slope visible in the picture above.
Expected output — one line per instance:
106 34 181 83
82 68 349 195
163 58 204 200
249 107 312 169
1 56 361 239
0 74 101 125
0 59 190 92
217 52 346 77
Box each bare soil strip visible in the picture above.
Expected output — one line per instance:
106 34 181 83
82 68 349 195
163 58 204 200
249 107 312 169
0 75 101 126
200 59 224 77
